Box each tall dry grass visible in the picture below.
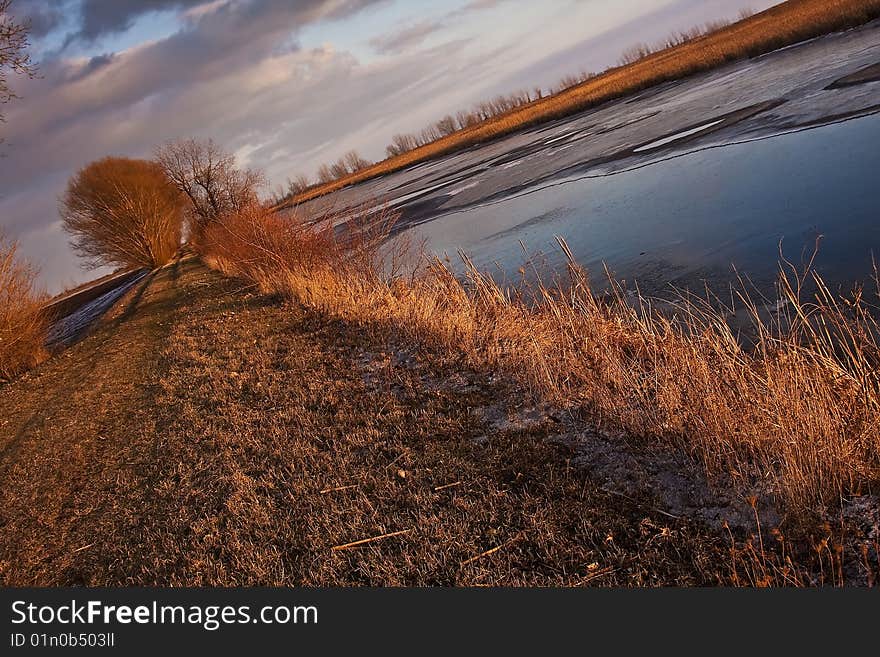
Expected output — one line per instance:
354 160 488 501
0 235 48 381
283 0 880 207
199 207 880 515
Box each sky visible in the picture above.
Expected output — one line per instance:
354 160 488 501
1 0 781 293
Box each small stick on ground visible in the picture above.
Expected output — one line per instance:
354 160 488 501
434 481 462 492
385 453 405 470
460 534 522 567
331 529 411 551
600 486 683 520
577 567 617 585
320 484 358 494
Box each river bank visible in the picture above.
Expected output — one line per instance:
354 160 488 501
2 257 876 585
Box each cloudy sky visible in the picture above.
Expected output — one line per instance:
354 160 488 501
1 0 780 293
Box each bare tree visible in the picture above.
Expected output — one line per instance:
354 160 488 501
379 88 546 161
316 163 335 184
1 0 37 135
455 110 475 129
329 158 349 180
386 133 419 157
267 173 312 205
618 42 653 66
553 71 596 94
435 115 457 137
343 150 371 173
287 174 311 196
60 157 184 269
154 138 265 235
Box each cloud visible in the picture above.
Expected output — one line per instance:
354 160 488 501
73 0 385 42
5 0 385 160
369 19 445 55
76 0 207 41
0 35 481 290
369 0 512 56
453 0 503 15
17 1 66 38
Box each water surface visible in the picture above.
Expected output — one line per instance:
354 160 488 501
410 113 880 298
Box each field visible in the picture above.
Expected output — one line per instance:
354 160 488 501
183 205 880 583
283 0 880 207
3 254 876 586
3 199 878 584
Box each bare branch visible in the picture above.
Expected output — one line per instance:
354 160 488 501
0 0 38 132
154 138 265 237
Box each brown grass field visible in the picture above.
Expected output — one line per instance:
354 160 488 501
0 235 47 381
2 203 877 584
2 253 876 585
282 0 880 207
200 206 880 522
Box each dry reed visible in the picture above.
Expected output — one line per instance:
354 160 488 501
0 234 48 381
199 207 880 515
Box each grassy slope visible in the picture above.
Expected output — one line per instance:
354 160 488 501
2 258 876 585
0 258 733 586
283 0 880 207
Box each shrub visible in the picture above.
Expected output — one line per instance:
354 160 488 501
0 234 47 380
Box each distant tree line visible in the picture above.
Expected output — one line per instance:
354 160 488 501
275 9 758 204
275 88 550 204
552 71 598 95
618 10 754 65
316 150 372 184
384 88 540 158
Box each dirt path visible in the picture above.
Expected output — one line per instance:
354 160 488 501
1 258 735 585
0 258 192 584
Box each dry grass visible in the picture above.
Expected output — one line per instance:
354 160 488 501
282 0 880 207
0 234 47 381
200 207 880 516
143 293 729 586
0 258 731 586
1 246 874 585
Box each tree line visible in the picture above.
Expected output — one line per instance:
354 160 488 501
60 138 265 271
273 87 547 203
276 10 756 203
